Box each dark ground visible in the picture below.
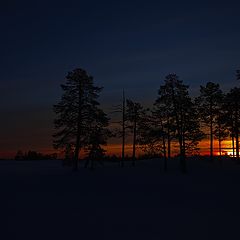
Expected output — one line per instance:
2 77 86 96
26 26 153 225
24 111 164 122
1 158 240 240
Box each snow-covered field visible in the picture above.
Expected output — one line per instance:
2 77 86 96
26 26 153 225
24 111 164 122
1 158 240 240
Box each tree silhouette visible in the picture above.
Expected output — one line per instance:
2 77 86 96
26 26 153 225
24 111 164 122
137 111 163 158
121 90 126 167
63 143 74 166
154 82 177 171
126 99 145 166
213 93 229 160
110 90 128 167
53 68 107 170
84 108 109 169
225 87 240 161
196 82 223 161
160 74 203 172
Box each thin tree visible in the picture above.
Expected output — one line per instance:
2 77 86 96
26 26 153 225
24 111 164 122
137 111 163 158
154 84 176 171
213 94 229 160
109 89 127 167
84 108 109 169
53 68 106 170
122 90 126 167
160 74 203 173
151 106 169 171
126 99 144 166
225 87 240 161
196 82 223 161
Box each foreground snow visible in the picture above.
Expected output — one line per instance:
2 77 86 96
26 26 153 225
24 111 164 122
1 158 240 240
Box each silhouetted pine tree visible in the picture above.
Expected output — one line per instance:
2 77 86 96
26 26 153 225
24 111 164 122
84 108 109 169
154 83 177 171
53 68 107 170
224 87 240 161
196 82 223 161
137 110 163 158
126 99 145 166
213 93 229 160
63 143 74 166
121 90 126 167
160 74 203 173
108 89 127 167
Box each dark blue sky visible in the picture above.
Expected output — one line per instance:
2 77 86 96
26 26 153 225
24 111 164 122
1 0 240 157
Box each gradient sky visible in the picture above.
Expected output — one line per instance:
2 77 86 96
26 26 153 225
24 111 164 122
1 0 240 157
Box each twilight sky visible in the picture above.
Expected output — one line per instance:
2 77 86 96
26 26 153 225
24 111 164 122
1 0 240 157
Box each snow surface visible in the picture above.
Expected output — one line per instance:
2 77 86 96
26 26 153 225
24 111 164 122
1 158 240 240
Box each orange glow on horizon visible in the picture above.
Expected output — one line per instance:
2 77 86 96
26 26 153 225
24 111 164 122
0 139 239 159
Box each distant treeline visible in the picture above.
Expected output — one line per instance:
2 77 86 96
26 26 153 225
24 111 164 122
15 150 57 160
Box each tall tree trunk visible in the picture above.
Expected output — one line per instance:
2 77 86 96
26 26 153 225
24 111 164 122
236 132 239 161
231 116 235 157
219 141 222 156
218 121 222 162
132 117 136 166
73 152 79 170
74 130 80 171
235 122 239 161
163 135 167 172
74 85 82 171
218 139 222 164
210 120 213 160
210 101 213 161
179 134 186 173
170 86 186 173
167 119 171 159
232 134 235 157
176 111 186 172
179 112 186 173
181 131 186 173
121 90 125 167
235 103 239 161
161 120 167 172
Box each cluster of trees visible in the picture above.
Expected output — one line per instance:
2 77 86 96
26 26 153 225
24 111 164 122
15 150 57 160
53 68 240 172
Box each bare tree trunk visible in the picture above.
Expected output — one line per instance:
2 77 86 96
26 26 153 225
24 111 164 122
218 139 222 164
161 120 167 172
167 119 171 159
219 140 222 157
163 135 167 172
121 90 125 167
235 104 239 161
231 115 235 157
210 101 214 161
179 134 186 173
132 117 136 166
74 85 82 171
236 133 239 161
236 125 239 161
218 121 222 163
170 86 186 173
179 112 186 173
74 134 80 171
232 134 235 157
181 132 187 173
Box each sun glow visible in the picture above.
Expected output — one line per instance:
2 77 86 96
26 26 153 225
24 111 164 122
226 151 236 157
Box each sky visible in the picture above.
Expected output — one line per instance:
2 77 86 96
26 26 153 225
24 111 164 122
1 0 240 158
